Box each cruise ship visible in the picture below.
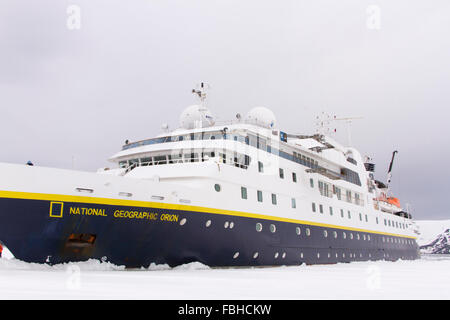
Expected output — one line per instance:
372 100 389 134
0 85 419 267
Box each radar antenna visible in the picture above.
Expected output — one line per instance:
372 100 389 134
314 112 337 136
192 82 210 110
333 116 363 146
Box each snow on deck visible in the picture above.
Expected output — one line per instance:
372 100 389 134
1 256 449 299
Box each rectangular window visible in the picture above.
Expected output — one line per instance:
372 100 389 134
335 187 342 200
318 181 325 196
359 213 362 221
365 214 368 222
241 187 247 200
258 161 264 173
154 155 167 165
340 209 344 218
291 198 296 208
324 183 330 197
119 161 127 168
271 193 277 205
169 154 183 164
329 207 333 216
279 168 284 179
257 190 263 202
310 178 314 188
346 190 352 203
312 202 316 212
348 211 351 219
355 193 360 205
319 204 323 214
292 172 297 183
141 157 152 166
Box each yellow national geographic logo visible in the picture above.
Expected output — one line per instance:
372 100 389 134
50 202 64 218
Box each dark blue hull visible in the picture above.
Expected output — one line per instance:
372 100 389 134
0 195 420 268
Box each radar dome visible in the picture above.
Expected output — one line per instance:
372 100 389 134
245 107 276 129
179 105 215 130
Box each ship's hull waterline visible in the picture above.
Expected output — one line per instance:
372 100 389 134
0 192 419 268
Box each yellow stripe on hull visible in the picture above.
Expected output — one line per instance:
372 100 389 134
0 190 417 239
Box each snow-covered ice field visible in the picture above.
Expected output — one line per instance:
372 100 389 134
1 255 449 300
1 220 448 300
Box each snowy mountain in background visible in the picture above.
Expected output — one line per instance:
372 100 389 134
420 229 450 254
415 220 450 254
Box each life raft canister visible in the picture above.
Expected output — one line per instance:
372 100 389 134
387 197 401 208
0 243 3 257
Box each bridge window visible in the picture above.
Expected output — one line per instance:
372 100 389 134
154 155 167 165
119 161 127 168
141 157 153 166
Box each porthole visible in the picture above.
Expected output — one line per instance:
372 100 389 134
296 227 301 235
333 231 337 238
205 220 211 227
323 230 328 238
317 253 320 259
363 234 366 241
367 235 371 241
328 253 331 259
224 221 229 228
306 228 311 236
270 224 276 233
214 184 221 192
253 252 259 259
229 222 234 229
300 252 304 259
343 232 347 239
343 253 345 258
233 252 239 259
282 252 286 259
350 233 353 240
256 223 263 232
180 218 187 226
274 252 279 259
357 234 360 240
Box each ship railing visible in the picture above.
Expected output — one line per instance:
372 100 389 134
122 156 248 174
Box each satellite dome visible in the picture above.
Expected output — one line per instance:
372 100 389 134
245 107 276 129
179 105 215 130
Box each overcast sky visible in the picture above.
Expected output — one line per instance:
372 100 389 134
0 0 449 220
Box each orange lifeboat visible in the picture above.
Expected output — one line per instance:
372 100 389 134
387 197 401 208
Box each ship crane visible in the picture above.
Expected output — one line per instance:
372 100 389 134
386 150 398 196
